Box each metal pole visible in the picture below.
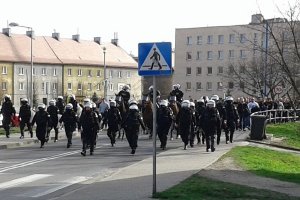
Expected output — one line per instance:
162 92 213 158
30 28 33 107
103 47 107 100
152 76 157 196
264 22 268 98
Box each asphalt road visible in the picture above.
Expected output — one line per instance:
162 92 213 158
0 131 184 200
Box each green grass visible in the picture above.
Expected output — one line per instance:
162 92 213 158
266 122 300 149
227 146 300 184
0 127 21 135
154 175 299 200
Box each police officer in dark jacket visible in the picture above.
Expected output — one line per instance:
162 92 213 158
200 100 220 152
56 96 65 115
105 100 122 146
0 95 16 138
117 85 131 110
47 100 59 142
68 94 78 113
31 103 50 148
157 100 173 150
59 103 77 148
211 95 226 145
122 104 145 154
195 99 206 144
169 84 184 103
79 102 100 156
148 85 161 106
19 98 33 139
224 97 239 143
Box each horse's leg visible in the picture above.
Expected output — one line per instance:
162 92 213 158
170 122 174 140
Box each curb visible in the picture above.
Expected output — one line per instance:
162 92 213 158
246 139 300 152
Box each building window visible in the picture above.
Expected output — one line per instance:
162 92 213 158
109 70 113 78
109 83 114 91
78 69 82 76
19 68 24 75
118 71 122 78
41 82 45 91
207 35 213 44
186 36 192 45
78 83 82 90
218 51 224 60
42 68 46 75
218 66 224 74
68 83 72 90
217 82 223 90
53 68 57 76
197 36 202 45
240 50 246 58
32 68 36 75
196 51 201 60
186 82 191 91
196 82 202 90
97 70 101 77
1 82 7 90
228 82 234 89
32 82 36 90
88 83 92 90
207 51 213 60
67 69 72 76
2 66 7 74
186 52 192 60
207 67 213 75
229 34 235 43
19 82 24 90
97 83 101 91
218 35 224 44
206 82 212 90
229 50 234 58
186 67 191 76
240 34 246 43
88 70 92 77
53 83 57 90
196 67 202 75
126 71 131 78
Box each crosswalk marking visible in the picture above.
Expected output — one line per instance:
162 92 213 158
0 174 52 190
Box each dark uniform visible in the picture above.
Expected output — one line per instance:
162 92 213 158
122 105 145 154
216 101 226 145
56 97 65 115
117 90 130 111
47 102 59 142
31 104 50 148
19 99 33 138
157 101 173 150
224 99 239 143
105 103 122 146
195 100 206 144
59 104 77 148
0 96 16 138
169 88 184 103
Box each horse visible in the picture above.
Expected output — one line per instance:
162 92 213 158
142 99 153 139
169 100 180 140
115 94 128 140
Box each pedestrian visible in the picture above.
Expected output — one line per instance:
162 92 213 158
224 97 239 143
157 99 173 150
79 102 100 156
59 103 77 148
122 104 146 154
0 95 16 138
99 98 110 129
200 100 220 152
31 103 50 148
105 100 122 146
56 96 65 115
19 98 33 139
47 100 59 142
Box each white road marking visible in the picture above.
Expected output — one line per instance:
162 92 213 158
0 174 52 190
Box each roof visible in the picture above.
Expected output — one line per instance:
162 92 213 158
0 33 137 68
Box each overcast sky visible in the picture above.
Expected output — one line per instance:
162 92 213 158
0 0 296 56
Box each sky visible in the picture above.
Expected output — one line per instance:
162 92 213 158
0 0 297 56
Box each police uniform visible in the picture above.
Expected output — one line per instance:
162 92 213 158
0 95 16 138
19 98 33 138
224 97 239 143
47 100 59 142
157 100 173 150
59 103 77 148
106 100 122 146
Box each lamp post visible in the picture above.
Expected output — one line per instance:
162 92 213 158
9 22 33 106
103 47 107 100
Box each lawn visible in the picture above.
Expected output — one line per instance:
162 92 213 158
266 122 300 149
227 146 300 184
0 126 21 135
154 175 298 200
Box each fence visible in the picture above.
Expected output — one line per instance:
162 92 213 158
251 109 300 124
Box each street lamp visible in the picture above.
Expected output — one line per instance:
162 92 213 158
103 47 107 100
9 22 34 106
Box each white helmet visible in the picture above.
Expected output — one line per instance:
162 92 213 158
21 98 28 102
149 85 153 91
181 100 190 108
110 100 117 107
57 96 63 100
206 100 216 107
190 102 195 107
83 98 91 105
49 99 56 106
160 100 168 107
84 102 92 108
211 95 219 101
129 99 138 105
66 103 73 110
176 84 181 89
173 84 178 90
129 104 139 110
122 85 130 91
197 99 205 103
38 103 46 109
226 96 234 101
4 94 11 100
69 94 76 99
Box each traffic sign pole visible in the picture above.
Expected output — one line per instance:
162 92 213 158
152 75 157 196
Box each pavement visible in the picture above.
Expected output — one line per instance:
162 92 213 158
0 128 250 200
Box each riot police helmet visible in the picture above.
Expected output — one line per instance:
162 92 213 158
110 100 117 107
38 103 46 110
49 99 56 106
66 103 73 110
206 100 216 108
211 95 219 101
129 104 139 111
159 99 168 107
181 100 190 108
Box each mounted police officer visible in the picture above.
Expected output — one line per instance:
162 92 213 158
59 103 77 148
224 97 239 144
117 85 131 110
47 100 59 142
105 100 122 146
169 84 184 103
0 95 16 138
148 85 161 109
157 99 173 150
19 98 33 139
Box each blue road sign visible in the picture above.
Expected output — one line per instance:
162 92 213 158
138 42 172 76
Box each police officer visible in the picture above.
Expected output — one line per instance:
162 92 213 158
79 102 100 156
105 100 122 146
211 95 226 145
68 94 78 113
46 100 59 142
19 98 33 139
189 102 197 147
122 103 146 154
224 97 239 143
0 95 16 138
59 103 77 148
148 85 161 110
31 103 50 148
169 84 184 103
118 85 131 110
157 99 173 150
56 96 65 115
200 100 220 152
195 99 206 144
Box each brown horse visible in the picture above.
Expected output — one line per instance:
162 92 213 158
142 100 153 138
169 101 180 140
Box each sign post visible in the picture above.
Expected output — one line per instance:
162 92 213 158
138 42 172 197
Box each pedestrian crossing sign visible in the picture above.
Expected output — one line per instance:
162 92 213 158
138 42 172 76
